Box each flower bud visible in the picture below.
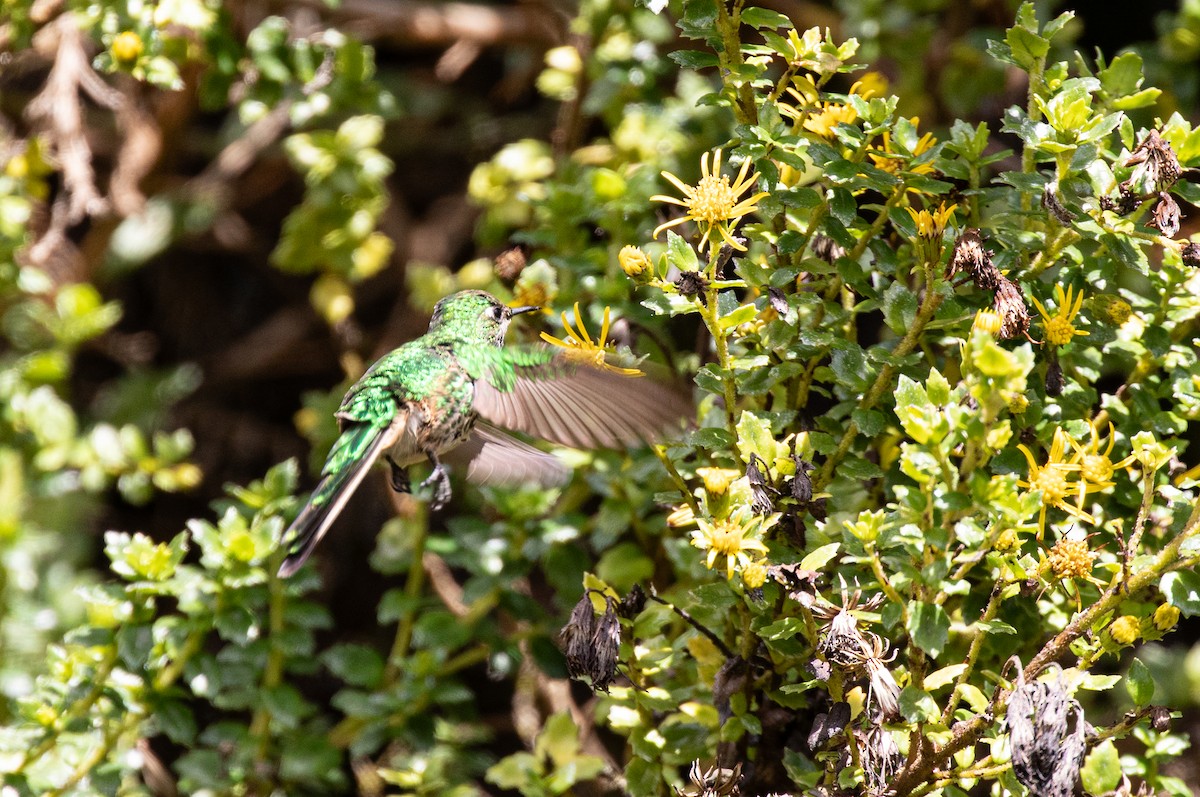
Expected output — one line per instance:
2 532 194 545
618 245 652 279
112 31 144 63
1109 615 1140 645
1153 603 1180 632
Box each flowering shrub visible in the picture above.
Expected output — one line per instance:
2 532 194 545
3 1 1200 796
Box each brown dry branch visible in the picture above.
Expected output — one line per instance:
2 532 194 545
285 0 566 48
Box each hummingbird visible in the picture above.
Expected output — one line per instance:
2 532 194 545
278 290 692 577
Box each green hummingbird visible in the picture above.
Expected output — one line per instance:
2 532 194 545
278 290 691 577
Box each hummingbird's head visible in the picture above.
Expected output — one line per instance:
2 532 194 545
428 290 539 345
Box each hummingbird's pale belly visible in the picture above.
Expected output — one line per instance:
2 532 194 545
382 392 479 468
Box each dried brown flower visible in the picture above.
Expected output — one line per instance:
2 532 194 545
493 244 528 281
1125 129 1182 193
947 228 1000 290
675 270 709 298
1007 665 1088 797
676 761 742 797
994 276 1032 340
560 591 621 692
811 233 846 263
1149 192 1181 237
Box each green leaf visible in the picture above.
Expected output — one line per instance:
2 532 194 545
738 7 792 29
1126 657 1154 706
1081 740 1122 795
799 543 840 571
907 602 950 658
898 686 941 723
1161 570 1200 616
324 643 385 689
669 50 720 69
666 231 700 273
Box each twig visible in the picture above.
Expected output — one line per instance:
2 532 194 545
648 588 736 659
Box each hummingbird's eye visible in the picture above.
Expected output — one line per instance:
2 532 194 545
489 305 505 322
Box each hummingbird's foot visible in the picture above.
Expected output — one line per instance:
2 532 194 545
420 464 452 511
386 458 411 493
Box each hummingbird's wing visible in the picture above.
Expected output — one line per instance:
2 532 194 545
469 347 692 449
442 422 570 487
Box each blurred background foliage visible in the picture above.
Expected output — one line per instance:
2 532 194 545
2 0 1200 795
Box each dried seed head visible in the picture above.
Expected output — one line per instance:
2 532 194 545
857 724 904 796
1125 129 1182 193
768 285 790 314
1180 242 1200 269
994 277 1032 340
1149 705 1171 732
1042 183 1077 224
947 228 1000 289
746 454 776 515
712 656 749 722
807 701 851 750
1149 192 1181 237
1106 184 1141 215
619 583 647 619
790 458 815 504
560 592 622 692
676 761 743 797
1007 667 1087 797
1045 360 1065 396
675 270 709 298
811 233 846 263
494 245 529 280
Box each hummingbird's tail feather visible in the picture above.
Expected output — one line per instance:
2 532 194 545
278 421 394 578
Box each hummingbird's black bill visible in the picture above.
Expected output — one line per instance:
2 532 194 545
510 305 541 316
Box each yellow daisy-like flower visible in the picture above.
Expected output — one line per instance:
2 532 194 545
1018 427 1093 533
1069 420 1136 491
690 508 778 580
801 102 858 138
1031 284 1089 347
741 558 770 590
696 467 740 496
905 202 958 239
539 303 642 376
972 308 1003 337
651 149 768 253
868 120 937 175
1047 532 1095 580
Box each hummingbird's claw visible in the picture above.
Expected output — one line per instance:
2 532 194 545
421 463 452 511
387 459 411 493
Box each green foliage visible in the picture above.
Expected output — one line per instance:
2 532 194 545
4 0 1200 796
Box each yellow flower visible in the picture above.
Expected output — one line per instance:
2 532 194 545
1018 427 1092 533
853 71 889 100
618 245 652 279
112 31 144 63
690 508 777 580
540 303 642 375
1153 603 1180 631
868 119 937 175
667 504 696 528
1109 615 1140 645
696 467 740 496
1031 284 1089 346
1047 532 1094 580
972 308 1003 337
1069 421 1136 491
800 103 858 138
652 149 768 252
741 558 769 590
905 202 958 239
